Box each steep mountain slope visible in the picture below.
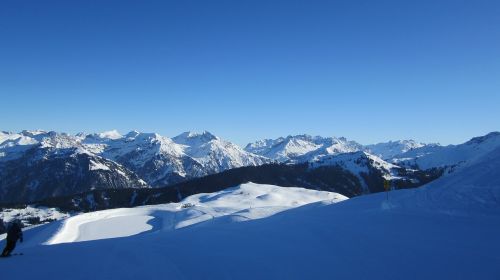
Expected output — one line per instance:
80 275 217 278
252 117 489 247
172 131 269 174
0 132 147 203
83 131 206 186
2 155 499 280
390 132 500 171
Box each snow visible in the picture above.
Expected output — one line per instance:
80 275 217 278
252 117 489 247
1 163 499 280
80 130 269 186
397 145 500 216
97 130 123 140
172 131 218 146
0 206 69 226
310 151 402 191
365 139 428 159
46 208 156 244
0 132 40 161
245 134 363 163
0 130 271 188
391 132 500 170
2 131 500 279
89 160 111 171
26 183 346 245
171 131 270 174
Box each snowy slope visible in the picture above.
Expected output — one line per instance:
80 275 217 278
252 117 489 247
395 145 500 215
245 134 363 162
2 157 499 280
310 151 402 191
390 131 500 170
6 183 346 245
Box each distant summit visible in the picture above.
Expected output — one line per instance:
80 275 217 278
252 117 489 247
245 134 363 163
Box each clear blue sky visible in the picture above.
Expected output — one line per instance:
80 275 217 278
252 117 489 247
1 0 499 146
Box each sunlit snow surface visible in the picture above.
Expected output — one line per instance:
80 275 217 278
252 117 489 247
27 183 345 245
2 147 500 280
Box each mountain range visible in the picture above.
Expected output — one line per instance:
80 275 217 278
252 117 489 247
1 129 499 204
3 143 500 279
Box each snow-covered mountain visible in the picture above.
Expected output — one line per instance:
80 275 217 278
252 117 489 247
82 130 269 186
172 131 268 173
245 134 437 163
245 134 363 163
2 129 498 205
389 132 500 171
0 130 269 203
310 151 402 192
364 139 431 159
243 135 432 193
83 131 207 187
0 131 148 203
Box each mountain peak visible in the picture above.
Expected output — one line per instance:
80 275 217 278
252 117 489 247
97 130 123 140
466 131 500 145
173 131 218 145
20 130 48 137
364 139 429 159
125 130 141 138
245 134 363 162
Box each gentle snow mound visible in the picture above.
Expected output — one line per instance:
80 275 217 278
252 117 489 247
42 183 346 245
